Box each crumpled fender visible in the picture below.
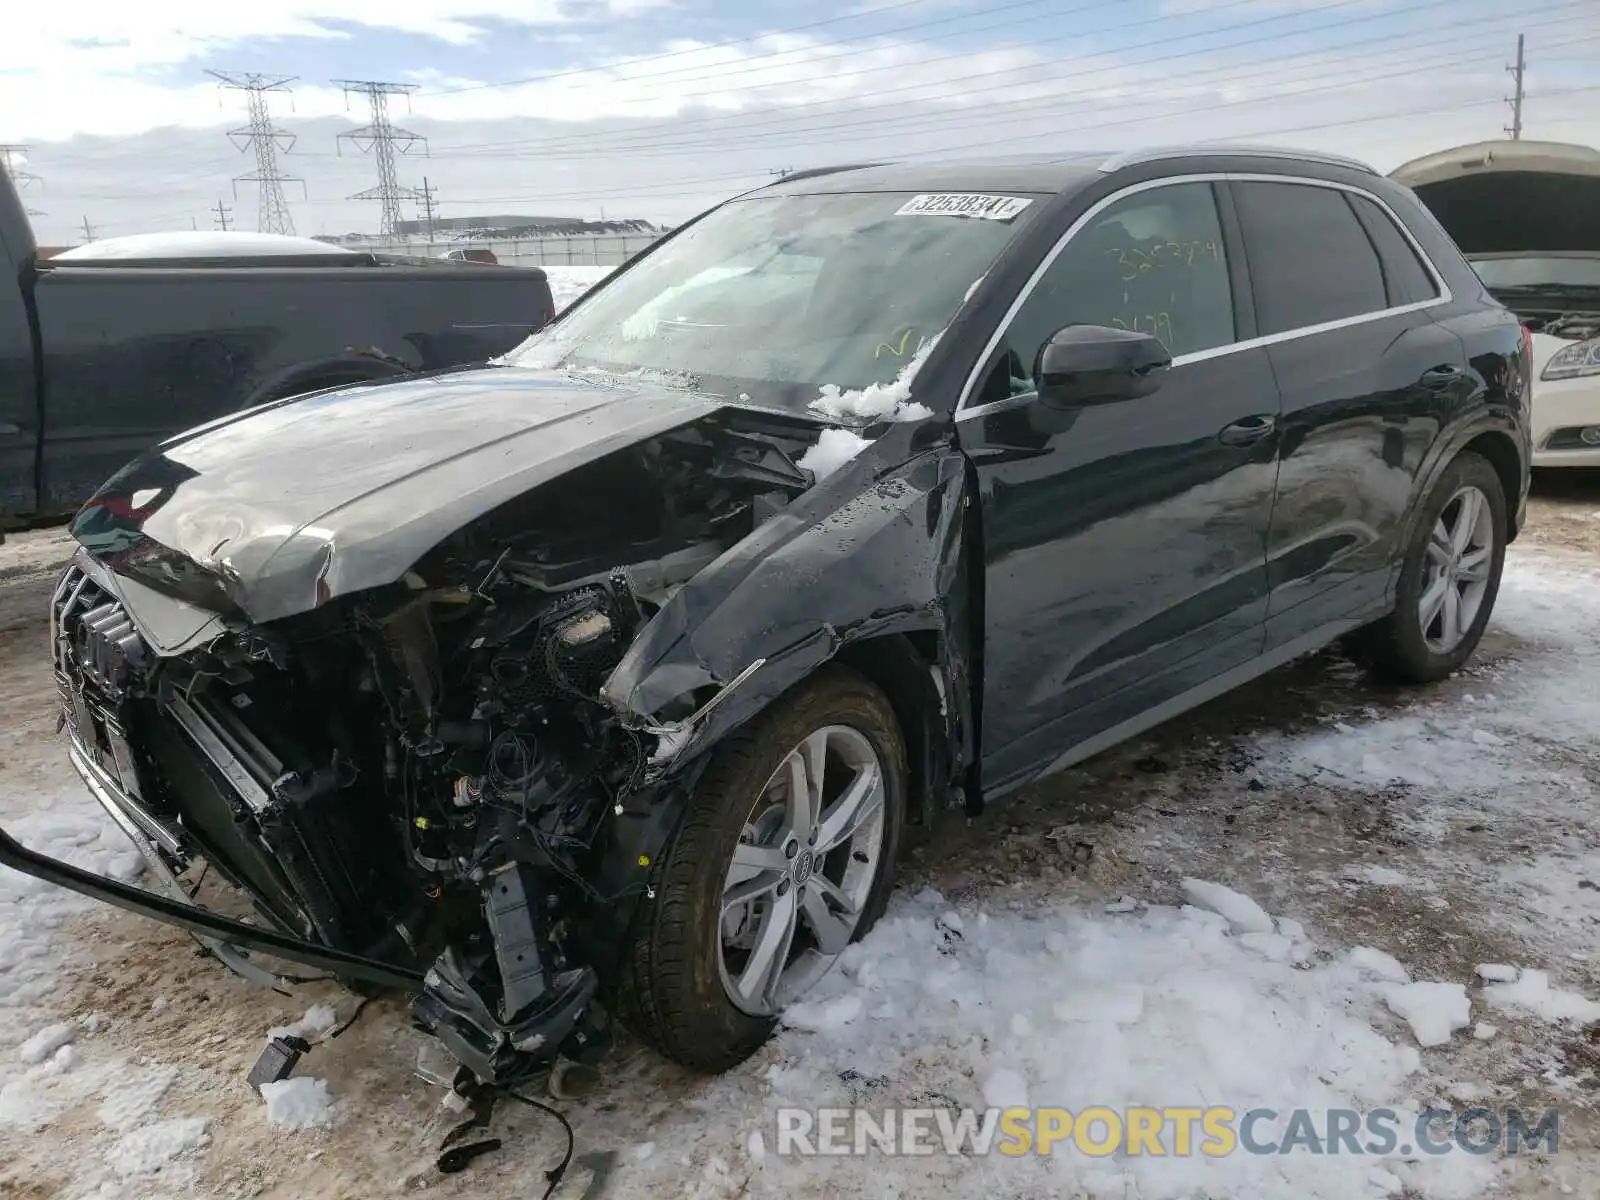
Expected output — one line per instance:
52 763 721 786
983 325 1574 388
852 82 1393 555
600 424 974 774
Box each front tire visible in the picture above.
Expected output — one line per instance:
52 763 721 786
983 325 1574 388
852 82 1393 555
1348 451 1507 684
618 666 906 1073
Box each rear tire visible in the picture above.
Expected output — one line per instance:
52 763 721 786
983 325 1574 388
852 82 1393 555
617 666 906 1073
1346 451 1507 684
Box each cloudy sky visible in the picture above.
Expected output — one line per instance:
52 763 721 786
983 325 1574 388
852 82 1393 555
2 0 1596 243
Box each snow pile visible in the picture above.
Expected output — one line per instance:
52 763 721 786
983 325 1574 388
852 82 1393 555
16 1022 75 1065
810 334 941 425
758 886 1490 1198
266 1003 338 1044
1478 968 1600 1024
796 428 873 482
1349 947 1411 984
782 994 864 1033
260 1077 334 1130
108 1116 210 1176
1179 877 1274 932
1382 982 1471 1048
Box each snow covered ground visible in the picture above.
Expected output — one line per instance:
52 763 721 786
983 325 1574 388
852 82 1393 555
542 263 615 312
3 481 1599 1197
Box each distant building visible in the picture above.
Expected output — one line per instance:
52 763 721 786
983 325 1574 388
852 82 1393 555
391 213 660 238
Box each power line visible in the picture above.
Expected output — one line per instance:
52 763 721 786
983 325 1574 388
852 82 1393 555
446 12 1595 167
419 11 1593 178
335 79 427 236
100 5 1592 208
420 0 1003 97
326 81 1600 210
1506 33 1527 139
418 0 1500 160
1209 83 1595 148
55 78 1600 241
664 22 1600 165
279 58 1599 215
31 4 1598 223
460 0 1074 98
213 199 233 231
80 216 96 242
43 3 1581 199
206 70 304 235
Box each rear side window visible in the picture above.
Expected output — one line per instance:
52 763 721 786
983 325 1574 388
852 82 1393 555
1232 181 1387 334
1348 194 1439 306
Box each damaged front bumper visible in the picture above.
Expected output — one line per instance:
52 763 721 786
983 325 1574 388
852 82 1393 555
1 554 607 1086
0 724 600 1083
0 709 427 991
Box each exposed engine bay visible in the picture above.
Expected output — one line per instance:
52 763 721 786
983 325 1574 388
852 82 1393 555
49 409 822 1086
1513 309 1600 340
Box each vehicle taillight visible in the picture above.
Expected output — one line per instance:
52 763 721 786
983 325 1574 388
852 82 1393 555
1520 324 1534 363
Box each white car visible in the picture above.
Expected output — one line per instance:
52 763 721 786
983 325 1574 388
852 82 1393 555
1392 140 1600 467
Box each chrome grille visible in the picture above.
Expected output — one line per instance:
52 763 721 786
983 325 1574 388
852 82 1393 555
52 564 150 699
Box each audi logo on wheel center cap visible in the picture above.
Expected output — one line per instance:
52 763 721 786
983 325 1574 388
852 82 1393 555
792 848 815 885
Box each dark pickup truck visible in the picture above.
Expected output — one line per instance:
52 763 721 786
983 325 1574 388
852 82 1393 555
0 170 554 530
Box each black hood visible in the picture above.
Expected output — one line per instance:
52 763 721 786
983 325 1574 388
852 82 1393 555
71 366 728 625
1391 140 1600 255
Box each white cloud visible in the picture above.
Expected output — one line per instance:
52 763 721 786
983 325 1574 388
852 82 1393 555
2 1 1595 242
3 0 583 74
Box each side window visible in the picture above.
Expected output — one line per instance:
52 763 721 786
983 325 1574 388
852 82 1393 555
981 182 1236 402
1348 194 1440 307
1232 181 1387 334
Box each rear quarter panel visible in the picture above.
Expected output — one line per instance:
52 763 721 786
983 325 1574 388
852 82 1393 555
1375 179 1533 549
30 265 553 516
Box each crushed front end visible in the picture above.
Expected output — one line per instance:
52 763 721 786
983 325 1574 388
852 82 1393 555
22 408 825 1087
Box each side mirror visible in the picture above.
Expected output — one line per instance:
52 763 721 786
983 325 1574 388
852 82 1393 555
1034 324 1172 407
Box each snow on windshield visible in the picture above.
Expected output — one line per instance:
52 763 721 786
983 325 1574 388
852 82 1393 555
809 332 941 425
796 428 873 481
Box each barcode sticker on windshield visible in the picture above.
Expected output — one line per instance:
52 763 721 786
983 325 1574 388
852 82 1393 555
894 194 1033 221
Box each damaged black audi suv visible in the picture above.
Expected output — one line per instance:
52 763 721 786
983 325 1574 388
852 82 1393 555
5 146 1531 1086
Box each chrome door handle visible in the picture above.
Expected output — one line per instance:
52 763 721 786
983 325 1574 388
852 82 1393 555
1218 414 1277 446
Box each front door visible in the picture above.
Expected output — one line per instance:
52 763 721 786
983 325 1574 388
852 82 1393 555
958 179 1282 794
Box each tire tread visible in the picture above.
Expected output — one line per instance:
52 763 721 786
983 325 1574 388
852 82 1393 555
616 666 905 1072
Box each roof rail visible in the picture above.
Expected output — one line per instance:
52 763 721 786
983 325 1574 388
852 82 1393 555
762 162 888 186
1098 144 1378 176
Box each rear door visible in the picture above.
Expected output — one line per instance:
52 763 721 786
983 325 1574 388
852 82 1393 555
959 178 1282 792
1227 177 1464 649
